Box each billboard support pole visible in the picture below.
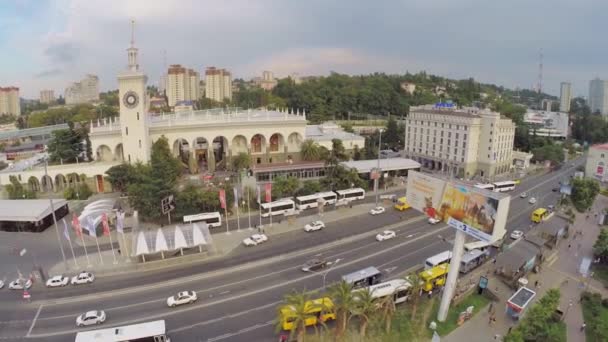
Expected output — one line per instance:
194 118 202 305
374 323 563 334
437 229 466 322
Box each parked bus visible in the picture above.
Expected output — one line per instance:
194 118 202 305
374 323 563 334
342 266 382 289
278 297 335 331
459 249 489 274
474 183 495 191
294 194 321 210
260 199 296 217
75 320 170 342
424 250 452 270
463 240 491 253
182 212 222 228
354 279 413 305
492 181 516 192
531 208 549 223
335 188 366 201
317 191 338 205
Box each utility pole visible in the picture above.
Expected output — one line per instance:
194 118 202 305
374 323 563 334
45 158 68 270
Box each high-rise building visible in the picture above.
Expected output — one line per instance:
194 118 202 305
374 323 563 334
589 78 608 115
65 74 100 105
559 82 572 112
166 65 200 107
253 71 278 91
0 87 20 116
205 67 232 103
403 104 515 180
40 89 55 104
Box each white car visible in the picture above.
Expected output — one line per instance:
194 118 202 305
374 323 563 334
76 310 106 327
304 221 325 232
8 279 32 290
167 291 198 307
510 230 524 240
46 275 69 288
71 272 95 285
376 230 396 241
369 207 386 215
243 234 268 246
428 217 441 225
528 197 537 205
520 192 528 198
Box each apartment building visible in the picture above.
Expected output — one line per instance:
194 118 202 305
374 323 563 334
39 89 55 104
559 82 572 112
166 64 200 107
0 87 21 116
65 74 99 105
205 67 232 103
253 70 278 91
404 104 515 180
589 78 608 115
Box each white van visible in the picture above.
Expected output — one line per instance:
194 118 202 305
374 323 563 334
424 251 452 270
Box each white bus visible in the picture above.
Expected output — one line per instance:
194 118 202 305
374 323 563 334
294 194 320 210
492 181 516 192
342 266 382 288
424 250 452 270
317 191 338 205
460 249 489 274
354 279 413 305
260 199 296 217
463 240 491 253
335 188 366 201
75 320 170 342
182 212 222 228
474 183 495 191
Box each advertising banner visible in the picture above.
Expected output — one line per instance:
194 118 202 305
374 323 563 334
219 189 226 209
405 171 446 219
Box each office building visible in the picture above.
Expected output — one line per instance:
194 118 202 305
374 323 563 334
205 67 232 103
253 71 278 91
524 110 569 139
589 78 608 115
39 89 55 104
166 64 200 107
65 74 100 105
404 104 515 180
0 87 20 116
559 82 572 112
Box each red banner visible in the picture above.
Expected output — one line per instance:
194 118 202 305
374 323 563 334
219 189 226 209
101 213 111 236
71 214 82 237
265 183 272 203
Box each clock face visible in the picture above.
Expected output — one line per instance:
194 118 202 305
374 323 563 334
123 91 139 109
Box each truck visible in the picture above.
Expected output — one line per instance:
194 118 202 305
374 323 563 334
394 197 411 211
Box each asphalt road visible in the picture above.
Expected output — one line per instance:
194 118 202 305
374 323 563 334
0 160 580 341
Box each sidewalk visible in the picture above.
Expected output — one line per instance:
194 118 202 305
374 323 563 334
443 195 608 342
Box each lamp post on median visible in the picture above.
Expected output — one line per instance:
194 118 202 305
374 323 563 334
44 156 68 271
322 258 342 290
375 129 384 208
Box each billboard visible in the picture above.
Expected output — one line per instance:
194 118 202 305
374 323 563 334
405 171 446 219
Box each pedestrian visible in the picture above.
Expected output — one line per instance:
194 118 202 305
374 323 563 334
428 290 433 299
488 315 493 325
568 243 571 249
534 280 539 288
508 326 513 335
488 302 494 313
580 323 586 332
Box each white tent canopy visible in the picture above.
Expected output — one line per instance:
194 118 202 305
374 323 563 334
132 224 212 257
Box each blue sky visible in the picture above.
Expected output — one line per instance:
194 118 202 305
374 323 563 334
1 0 607 98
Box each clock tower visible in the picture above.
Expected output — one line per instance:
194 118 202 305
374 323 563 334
118 20 150 163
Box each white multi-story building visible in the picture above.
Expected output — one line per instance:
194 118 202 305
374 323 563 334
404 104 515 180
166 65 200 107
589 78 608 115
253 71 278 91
559 82 572 112
65 75 100 105
524 110 569 139
0 87 20 116
39 89 55 104
585 143 608 182
205 67 232 103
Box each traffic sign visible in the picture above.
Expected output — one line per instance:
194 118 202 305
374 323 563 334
23 291 30 300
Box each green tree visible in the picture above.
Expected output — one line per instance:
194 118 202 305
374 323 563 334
105 164 135 194
174 184 204 218
505 289 563 342
276 290 315 342
297 180 322 196
47 123 85 163
593 228 608 263
150 136 182 189
571 178 600 212
382 117 403 150
378 289 396 333
231 152 251 171
272 176 299 199
5 176 36 199
531 141 565 164
328 280 356 339
351 288 378 338
300 139 322 161
64 183 92 200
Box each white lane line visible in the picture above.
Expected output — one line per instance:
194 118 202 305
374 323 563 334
25 305 42 337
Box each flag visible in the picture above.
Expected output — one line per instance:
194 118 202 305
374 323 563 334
256 185 261 204
219 189 226 209
102 213 111 236
72 214 82 237
84 216 96 237
62 219 71 241
264 183 272 203
116 211 125 234
233 187 239 208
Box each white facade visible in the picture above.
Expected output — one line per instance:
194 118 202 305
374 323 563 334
0 87 20 116
400 82 416 95
253 71 278 91
589 78 608 115
39 89 55 104
305 123 365 151
65 75 100 105
166 65 200 107
205 67 232 103
404 105 515 180
585 143 608 182
524 110 569 139
559 82 571 112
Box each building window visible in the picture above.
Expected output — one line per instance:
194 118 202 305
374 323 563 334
461 157 465 162
125 127 128 136
464 134 467 141
456 133 459 139
462 142 466 148
448 132 451 138
128 154 131 162
488 147 491 151
602 154 605 158
139 140 142 148
137 112 139 120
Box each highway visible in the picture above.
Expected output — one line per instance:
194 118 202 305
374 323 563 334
0 161 578 341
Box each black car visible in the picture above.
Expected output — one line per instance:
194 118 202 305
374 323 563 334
301 258 329 272
552 187 559 192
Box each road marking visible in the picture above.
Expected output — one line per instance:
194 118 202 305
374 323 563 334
25 305 42 337
219 290 230 295
384 267 398 274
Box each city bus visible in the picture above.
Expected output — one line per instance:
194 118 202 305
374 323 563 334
354 279 413 305
474 183 495 191
75 320 170 342
424 250 452 270
342 266 382 289
182 212 222 228
294 194 320 210
278 297 335 331
317 191 338 205
335 188 366 201
492 181 516 192
463 240 491 253
260 199 296 217
459 249 489 274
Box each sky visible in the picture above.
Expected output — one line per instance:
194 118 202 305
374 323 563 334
1 0 607 99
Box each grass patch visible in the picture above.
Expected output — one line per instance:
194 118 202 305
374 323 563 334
592 264 608 287
580 291 608 341
427 292 491 337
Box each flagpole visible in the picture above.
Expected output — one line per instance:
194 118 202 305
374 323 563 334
93 230 104 264
80 230 91 267
103 214 117 264
257 186 262 229
63 219 79 268
247 187 252 230
234 187 241 232
224 206 230 234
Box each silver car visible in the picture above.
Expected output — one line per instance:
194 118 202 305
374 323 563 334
76 310 106 327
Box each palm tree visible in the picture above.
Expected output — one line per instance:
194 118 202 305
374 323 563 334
328 280 355 340
276 290 311 342
231 152 251 171
378 292 396 333
300 139 321 161
405 272 423 319
350 288 377 339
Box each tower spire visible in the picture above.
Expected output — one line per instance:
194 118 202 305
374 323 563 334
130 19 135 47
127 19 139 72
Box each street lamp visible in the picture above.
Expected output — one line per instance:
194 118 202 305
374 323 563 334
322 258 342 290
375 129 384 207
44 157 68 270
